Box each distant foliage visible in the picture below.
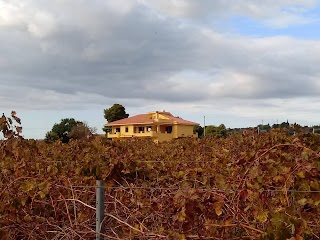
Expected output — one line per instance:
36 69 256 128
68 122 96 140
193 125 204 137
205 124 227 137
44 131 59 143
257 123 271 131
45 118 95 143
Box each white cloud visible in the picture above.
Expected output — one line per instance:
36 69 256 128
104 0 136 15
139 0 191 18
0 1 26 27
27 11 56 38
0 1 56 38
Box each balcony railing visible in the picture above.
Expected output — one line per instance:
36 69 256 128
107 132 120 138
134 131 155 137
108 131 177 139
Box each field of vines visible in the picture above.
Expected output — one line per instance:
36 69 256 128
1 131 320 239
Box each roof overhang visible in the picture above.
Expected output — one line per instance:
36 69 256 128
105 122 199 127
105 122 154 127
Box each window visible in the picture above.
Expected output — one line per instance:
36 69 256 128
116 128 120 132
125 127 129 132
138 126 144 133
165 126 172 133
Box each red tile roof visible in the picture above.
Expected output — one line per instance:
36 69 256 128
105 113 198 126
105 114 152 126
166 115 198 125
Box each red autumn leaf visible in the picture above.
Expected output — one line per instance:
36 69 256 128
12 116 21 124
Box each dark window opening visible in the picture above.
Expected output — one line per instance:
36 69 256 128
138 126 144 132
125 127 129 132
165 126 172 133
116 128 120 132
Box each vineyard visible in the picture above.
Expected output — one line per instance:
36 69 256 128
1 131 320 239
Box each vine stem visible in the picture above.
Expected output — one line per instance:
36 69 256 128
62 198 145 234
205 223 264 234
0 177 31 197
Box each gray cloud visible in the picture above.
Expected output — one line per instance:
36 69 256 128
142 0 317 27
0 0 320 114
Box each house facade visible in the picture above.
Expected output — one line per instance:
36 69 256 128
105 111 198 142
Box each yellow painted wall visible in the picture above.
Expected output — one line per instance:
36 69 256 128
173 125 178 138
157 133 174 142
109 125 133 137
153 124 196 142
176 125 194 137
157 113 170 120
147 112 171 120
119 125 134 136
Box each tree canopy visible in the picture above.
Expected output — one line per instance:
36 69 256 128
257 124 271 131
103 104 129 133
45 118 95 143
193 125 204 138
68 122 96 140
104 104 129 123
205 124 227 137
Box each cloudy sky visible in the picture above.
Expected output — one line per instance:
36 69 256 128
1 0 320 138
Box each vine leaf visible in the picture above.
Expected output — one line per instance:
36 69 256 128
213 201 224 216
255 210 268 223
21 180 37 193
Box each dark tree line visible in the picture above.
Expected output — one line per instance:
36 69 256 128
195 120 318 138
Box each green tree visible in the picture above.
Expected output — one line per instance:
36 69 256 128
104 104 129 122
193 125 204 138
205 124 227 137
280 121 290 129
44 131 59 143
45 118 81 143
292 123 303 133
103 104 129 133
257 124 271 131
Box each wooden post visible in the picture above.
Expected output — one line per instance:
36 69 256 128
96 180 105 240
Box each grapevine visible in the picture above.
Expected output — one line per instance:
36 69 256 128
0 131 320 239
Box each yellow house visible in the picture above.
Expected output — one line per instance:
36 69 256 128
105 111 198 142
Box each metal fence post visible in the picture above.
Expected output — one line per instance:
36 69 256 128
96 180 105 240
